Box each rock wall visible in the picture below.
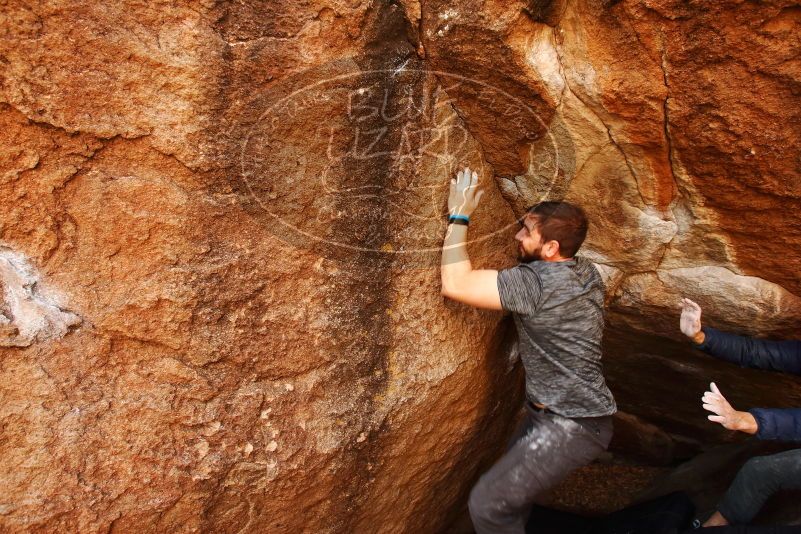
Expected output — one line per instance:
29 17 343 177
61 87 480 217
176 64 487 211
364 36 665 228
1 0 800 532
419 0 801 446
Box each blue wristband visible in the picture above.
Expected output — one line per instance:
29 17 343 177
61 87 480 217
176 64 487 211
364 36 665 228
448 214 470 223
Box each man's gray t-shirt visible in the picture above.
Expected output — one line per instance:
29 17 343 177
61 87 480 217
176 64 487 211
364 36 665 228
497 256 616 418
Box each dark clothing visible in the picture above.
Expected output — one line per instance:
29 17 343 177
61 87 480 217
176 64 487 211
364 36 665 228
717 448 801 525
693 326 801 525
468 403 613 534
696 327 801 374
697 527 801 533
471 257 616 533
749 408 801 443
496 257 616 417
695 327 801 441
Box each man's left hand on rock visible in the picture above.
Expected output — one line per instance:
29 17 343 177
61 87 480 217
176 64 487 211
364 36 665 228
448 166 484 218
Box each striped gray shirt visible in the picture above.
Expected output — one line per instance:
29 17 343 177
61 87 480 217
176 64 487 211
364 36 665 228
497 256 616 417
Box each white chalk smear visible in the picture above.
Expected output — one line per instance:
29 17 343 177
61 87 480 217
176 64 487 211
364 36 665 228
0 245 81 347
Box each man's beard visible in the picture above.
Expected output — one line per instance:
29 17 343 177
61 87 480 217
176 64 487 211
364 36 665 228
517 242 543 262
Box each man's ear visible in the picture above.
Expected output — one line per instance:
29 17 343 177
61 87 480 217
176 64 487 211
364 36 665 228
543 240 560 259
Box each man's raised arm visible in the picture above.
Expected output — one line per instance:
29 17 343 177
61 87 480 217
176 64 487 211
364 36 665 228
440 166 503 311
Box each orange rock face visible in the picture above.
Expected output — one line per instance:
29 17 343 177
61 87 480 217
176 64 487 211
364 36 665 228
1 0 800 532
435 0 801 444
1 2 522 532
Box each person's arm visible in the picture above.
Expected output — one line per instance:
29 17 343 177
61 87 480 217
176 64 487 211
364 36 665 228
697 328 801 375
440 166 503 311
702 382 759 435
702 383 801 441
749 408 801 441
679 298 801 375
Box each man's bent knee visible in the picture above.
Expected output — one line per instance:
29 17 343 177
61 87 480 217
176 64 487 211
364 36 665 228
468 479 492 521
469 478 512 532
739 456 778 490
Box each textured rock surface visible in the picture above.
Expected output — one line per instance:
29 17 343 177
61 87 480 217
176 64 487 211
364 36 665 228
1 2 525 532
1 0 800 532
0 246 81 346
421 0 801 441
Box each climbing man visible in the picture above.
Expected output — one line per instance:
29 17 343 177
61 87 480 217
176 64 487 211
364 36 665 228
440 166 617 534
679 298 801 527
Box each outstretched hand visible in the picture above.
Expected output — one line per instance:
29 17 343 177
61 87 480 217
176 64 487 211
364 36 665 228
701 382 757 434
448 166 484 218
679 298 704 343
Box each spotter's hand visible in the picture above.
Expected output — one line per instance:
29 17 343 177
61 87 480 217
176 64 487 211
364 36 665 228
702 382 758 434
679 297 704 343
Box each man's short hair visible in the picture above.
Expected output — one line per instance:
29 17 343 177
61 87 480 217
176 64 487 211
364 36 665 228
524 201 588 258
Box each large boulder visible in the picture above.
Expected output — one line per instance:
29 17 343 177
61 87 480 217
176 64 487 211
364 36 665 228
421 0 801 443
2 0 800 531
1 2 523 532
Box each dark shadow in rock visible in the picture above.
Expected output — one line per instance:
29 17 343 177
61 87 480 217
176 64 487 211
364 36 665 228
696 527 801 533
525 491 694 534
